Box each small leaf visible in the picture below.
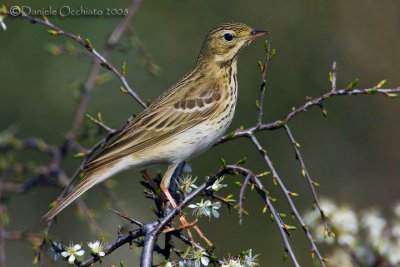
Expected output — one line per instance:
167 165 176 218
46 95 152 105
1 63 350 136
122 61 127 76
120 260 126 267
47 29 59 36
235 157 247 166
262 205 268 214
385 93 399 98
257 60 264 72
85 38 93 50
74 151 87 158
97 112 103 122
258 171 270 177
312 181 320 187
310 250 315 259
346 78 359 90
120 86 128 94
270 48 277 59
270 213 274 222
375 79 387 89
49 200 58 208
300 168 306 177
220 157 226 167
284 224 297 231
225 130 235 140
289 191 300 197
32 255 39 265
264 39 269 51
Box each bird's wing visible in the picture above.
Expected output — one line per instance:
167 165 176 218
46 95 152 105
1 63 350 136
83 86 223 174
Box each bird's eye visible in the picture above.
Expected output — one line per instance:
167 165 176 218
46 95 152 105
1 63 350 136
223 33 234 41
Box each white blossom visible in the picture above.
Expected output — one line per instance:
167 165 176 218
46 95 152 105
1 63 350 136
88 240 105 257
331 207 358 234
361 210 386 243
243 249 259 266
178 175 198 194
221 258 242 267
187 249 209 267
188 199 221 219
61 243 85 264
394 203 400 218
207 177 227 192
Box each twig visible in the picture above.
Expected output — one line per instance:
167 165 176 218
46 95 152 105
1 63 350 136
249 136 327 267
224 165 300 267
67 0 146 138
256 37 272 125
238 173 252 224
78 229 144 267
283 124 331 234
2 4 147 110
218 87 400 144
330 61 337 92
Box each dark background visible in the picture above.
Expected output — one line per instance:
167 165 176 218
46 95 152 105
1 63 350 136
0 0 399 266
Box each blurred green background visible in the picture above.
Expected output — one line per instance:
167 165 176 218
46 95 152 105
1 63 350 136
1 0 399 266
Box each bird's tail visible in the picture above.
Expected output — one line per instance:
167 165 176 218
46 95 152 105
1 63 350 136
42 171 107 222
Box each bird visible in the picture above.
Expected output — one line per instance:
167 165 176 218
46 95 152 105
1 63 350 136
43 22 268 222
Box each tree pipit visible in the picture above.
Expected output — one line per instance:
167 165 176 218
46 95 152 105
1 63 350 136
43 23 268 228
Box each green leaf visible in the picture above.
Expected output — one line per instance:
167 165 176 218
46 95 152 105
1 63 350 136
47 29 59 36
386 93 399 98
257 60 264 72
285 224 297 231
235 157 247 166
220 157 226 167
122 61 127 76
270 48 277 59
264 39 269 51
375 79 387 89
74 151 86 158
346 78 359 90
85 38 93 50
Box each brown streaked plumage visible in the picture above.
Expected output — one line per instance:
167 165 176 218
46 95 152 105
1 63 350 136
43 22 268 221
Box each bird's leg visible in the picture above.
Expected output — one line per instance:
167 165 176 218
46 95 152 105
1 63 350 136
160 164 190 224
161 164 213 246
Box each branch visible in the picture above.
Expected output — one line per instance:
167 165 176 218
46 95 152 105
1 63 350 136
1 5 147 109
218 86 400 144
283 124 331 233
249 136 327 266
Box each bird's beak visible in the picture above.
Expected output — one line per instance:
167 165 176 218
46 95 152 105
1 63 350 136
248 29 269 40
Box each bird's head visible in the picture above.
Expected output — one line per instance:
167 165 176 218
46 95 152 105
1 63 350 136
198 22 269 65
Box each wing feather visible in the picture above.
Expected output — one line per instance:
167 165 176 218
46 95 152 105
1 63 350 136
83 86 223 175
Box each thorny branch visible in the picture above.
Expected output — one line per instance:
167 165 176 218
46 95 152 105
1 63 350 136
0 3 400 267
